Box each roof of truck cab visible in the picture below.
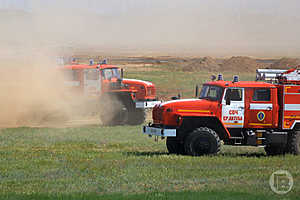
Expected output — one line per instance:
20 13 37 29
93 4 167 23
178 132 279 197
63 64 118 70
205 80 276 88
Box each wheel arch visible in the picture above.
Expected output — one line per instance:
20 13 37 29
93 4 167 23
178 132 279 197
179 116 230 140
291 121 300 130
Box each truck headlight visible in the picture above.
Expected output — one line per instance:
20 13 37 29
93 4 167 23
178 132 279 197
176 116 182 124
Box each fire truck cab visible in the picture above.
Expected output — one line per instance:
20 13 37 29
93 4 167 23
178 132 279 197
143 69 300 156
61 59 160 125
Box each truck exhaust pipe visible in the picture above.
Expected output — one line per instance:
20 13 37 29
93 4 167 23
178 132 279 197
121 68 124 79
195 85 199 98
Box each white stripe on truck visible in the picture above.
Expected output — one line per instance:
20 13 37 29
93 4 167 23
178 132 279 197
284 104 300 111
250 103 273 110
123 78 153 86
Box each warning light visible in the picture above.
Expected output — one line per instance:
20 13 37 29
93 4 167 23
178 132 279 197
233 75 239 83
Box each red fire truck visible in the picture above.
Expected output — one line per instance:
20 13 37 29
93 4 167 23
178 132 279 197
143 68 300 156
61 59 160 125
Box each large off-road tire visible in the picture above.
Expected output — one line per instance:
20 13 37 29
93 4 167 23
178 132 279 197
286 131 300 155
184 127 221 156
127 109 146 125
264 145 286 156
100 106 129 126
166 137 185 155
99 98 129 126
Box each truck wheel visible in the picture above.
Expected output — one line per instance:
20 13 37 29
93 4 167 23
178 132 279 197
286 131 300 155
128 109 146 125
100 101 129 126
184 127 221 156
264 145 285 156
166 137 185 155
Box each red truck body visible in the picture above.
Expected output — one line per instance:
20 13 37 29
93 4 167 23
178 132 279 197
61 61 160 125
143 69 300 156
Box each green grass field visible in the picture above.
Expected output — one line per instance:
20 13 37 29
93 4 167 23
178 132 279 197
0 126 299 199
1 64 299 199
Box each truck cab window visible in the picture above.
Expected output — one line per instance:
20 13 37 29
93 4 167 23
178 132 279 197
101 68 120 80
225 88 242 101
199 85 223 101
112 68 121 79
253 88 270 101
102 69 113 80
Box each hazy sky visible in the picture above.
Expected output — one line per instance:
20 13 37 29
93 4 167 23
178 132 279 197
1 0 300 57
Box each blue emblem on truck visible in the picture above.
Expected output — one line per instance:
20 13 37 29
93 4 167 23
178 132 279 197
257 111 265 121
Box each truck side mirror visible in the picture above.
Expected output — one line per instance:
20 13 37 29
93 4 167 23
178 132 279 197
195 85 199 97
171 93 181 100
121 68 124 79
226 96 231 105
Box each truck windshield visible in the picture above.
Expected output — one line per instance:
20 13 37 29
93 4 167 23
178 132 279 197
101 68 121 80
199 85 223 101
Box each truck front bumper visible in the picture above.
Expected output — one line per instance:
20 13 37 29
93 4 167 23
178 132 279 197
136 100 161 108
143 125 176 137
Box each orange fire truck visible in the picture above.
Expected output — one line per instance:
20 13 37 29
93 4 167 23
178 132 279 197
61 59 160 125
143 68 300 156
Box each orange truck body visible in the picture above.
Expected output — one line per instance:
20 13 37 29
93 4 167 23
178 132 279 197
143 68 300 155
61 60 160 125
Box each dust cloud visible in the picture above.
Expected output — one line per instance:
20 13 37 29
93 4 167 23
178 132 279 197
0 55 64 127
0 54 102 127
0 0 299 126
1 0 300 57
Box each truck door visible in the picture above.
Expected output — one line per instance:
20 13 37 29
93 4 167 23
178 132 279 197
245 88 276 128
83 69 101 96
222 88 245 128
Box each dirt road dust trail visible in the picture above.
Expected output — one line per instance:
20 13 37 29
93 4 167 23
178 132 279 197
0 57 101 128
